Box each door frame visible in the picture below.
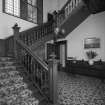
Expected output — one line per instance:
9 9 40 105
45 40 67 66
55 40 67 67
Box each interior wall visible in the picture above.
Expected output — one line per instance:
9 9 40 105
0 0 36 39
66 11 105 61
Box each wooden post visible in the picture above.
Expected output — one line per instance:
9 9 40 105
48 52 59 105
12 23 20 58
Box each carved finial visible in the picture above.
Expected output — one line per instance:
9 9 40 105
14 23 18 27
12 23 20 30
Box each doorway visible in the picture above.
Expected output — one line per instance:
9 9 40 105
46 40 67 68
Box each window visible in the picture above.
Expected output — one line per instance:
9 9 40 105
3 0 40 23
27 0 37 23
5 0 20 16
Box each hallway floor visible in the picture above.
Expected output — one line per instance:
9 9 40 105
57 71 105 105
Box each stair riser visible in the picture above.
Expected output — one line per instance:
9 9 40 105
0 62 16 66
0 66 16 70
0 57 14 61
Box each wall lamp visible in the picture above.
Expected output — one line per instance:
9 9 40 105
53 27 65 43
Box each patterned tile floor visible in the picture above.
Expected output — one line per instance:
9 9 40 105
0 59 39 105
57 72 105 105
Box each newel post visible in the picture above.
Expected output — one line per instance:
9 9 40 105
48 53 59 105
12 23 20 58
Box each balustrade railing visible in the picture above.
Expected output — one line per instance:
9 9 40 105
55 0 83 26
15 39 50 99
18 0 82 47
5 0 83 103
12 24 58 104
19 22 54 46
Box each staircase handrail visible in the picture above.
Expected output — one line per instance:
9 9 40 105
16 38 48 70
55 0 83 26
20 22 53 35
14 36 50 101
19 21 54 46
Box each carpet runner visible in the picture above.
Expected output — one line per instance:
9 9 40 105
0 57 39 105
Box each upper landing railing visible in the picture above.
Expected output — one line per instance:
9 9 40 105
18 0 84 46
18 0 84 47
19 22 54 46
55 0 83 26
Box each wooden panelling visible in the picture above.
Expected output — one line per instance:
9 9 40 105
0 39 5 56
5 36 14 57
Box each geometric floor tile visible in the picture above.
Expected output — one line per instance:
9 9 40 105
57 72 105 105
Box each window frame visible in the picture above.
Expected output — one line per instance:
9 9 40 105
26 0 37 23
3 0 20 17
3 0 38 24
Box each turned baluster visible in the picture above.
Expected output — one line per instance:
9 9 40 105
34 62 37 83
41 28 43 38
38 31 40 40
22 34 25 43
35 31 37 40
42 27 44 37
36 62 39 83
40 68 43 89
39 30 41 39
31 58 35 81
36 31 38 40
43 27 45 35
31 34 34 44
28 35 31 46
24 35 27 45
30 32 33 45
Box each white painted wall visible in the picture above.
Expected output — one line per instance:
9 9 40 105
66 11 105 61
0 0 36 39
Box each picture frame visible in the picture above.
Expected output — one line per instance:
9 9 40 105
84 37 100 49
